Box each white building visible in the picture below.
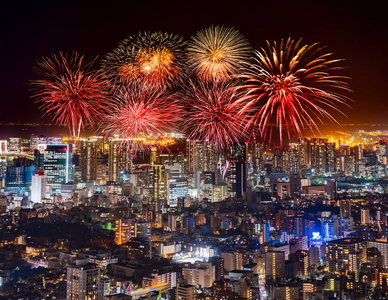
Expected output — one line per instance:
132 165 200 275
31 173 47 203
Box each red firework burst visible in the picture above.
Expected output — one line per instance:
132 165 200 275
237 38 351 145
31 52 109 139
104 88 179 148
179 81 251 153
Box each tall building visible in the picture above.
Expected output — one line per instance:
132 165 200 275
186 141 217 173
309 138 327 174
5 159 35 195
265 251 285 280
340 200 351 218
251 142 264 173
160 151 185 178
43 144 71 194
149 163 167 208
209 256 224 281
0 140 7 154
150 146 160 165
377 140 388 165
361 207 370 225
197 141 217 173
168 178 188 206
31 171 47 203
272 147 284 173
79 139 97 182
108 141 132 183
96 155 108 185
227 143 247 198
66 263 102 300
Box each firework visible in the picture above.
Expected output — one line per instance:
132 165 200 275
236 38 351 145
187 25 251 82
31 52 109 139
179 81 251 153
101 32 185 90
104 88 179 149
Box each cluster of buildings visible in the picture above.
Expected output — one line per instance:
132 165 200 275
1 133 388 299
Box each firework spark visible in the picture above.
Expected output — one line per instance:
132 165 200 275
104 88 179 149
101 32 185 90
237 38 351 145
31 52 109 139
179 81 251 153
187 25 251 82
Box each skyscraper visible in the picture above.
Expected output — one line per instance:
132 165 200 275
108 140 132 183
79 139 97 182
43 144 71 194
168 178 188 206
149 163 167 208
227 143 247 198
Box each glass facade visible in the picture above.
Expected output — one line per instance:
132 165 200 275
5 165 35 195
43 144 71 193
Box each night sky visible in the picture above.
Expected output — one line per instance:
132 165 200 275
1 0 387 125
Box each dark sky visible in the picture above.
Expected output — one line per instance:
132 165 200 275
1 0 387 124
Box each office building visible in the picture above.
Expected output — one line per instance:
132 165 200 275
149 163 167 208
168 177 188 206
5 163 35 195
43 144 71 194
361 207 370 225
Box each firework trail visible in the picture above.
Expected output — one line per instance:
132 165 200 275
101 31 186 90
104 87 180 150
236 38 351 145
179 80 251 154
187 25 251 82
31 52 109 140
